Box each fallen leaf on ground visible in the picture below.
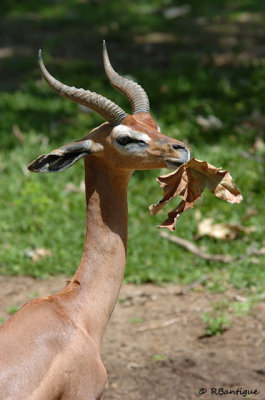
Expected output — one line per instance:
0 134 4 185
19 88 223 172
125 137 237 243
64 181 85 193
196 218 255 240
162 5 191 19
196 115 223 130
149 158 243 230
24 247 52 262
12 124 25 143
250 136 265 153
233 295 248 303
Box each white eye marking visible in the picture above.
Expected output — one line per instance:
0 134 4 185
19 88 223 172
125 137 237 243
40 163 49 172
114 143 145 155
112 125 151 143
82 139 92 151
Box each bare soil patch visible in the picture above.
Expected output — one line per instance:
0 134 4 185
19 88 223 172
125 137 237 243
0 275 265 400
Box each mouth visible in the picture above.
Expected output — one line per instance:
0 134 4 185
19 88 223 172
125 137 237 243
165 158 186 170
165 149 190 170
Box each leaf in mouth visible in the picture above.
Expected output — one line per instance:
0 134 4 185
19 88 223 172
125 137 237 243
149 158 243 231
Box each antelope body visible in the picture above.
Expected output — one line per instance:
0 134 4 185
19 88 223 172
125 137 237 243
0 42 190 400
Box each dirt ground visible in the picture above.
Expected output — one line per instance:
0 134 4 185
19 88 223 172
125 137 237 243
0 275 265 400
0 276 265 400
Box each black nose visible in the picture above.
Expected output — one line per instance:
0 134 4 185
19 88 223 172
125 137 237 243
172 143 185 150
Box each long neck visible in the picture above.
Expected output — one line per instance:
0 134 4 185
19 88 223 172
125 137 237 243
67 157 131 345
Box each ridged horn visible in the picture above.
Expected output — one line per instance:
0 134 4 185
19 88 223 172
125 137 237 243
38 49 127 126
103 41 150 115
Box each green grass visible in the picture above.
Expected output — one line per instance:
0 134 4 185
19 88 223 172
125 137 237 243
0 0 265 295
151 354 167 363
7 306 20 315
202 299 232 336
202 296 256 336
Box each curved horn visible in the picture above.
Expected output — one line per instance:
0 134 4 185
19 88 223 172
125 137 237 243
38 50 127 126
103 41 150 115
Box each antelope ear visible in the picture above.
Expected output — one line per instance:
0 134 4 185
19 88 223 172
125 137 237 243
28 139 102 173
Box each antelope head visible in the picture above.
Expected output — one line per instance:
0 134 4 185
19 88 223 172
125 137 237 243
28 42 190 174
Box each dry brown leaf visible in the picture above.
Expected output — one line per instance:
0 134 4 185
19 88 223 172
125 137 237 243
196 218 255 240
196 115 223 130
162 5 191 19
250 136 265 153
24 247 52 262
64 181 85 193
149 158 243 231
233 295 248 303
12 124 25 143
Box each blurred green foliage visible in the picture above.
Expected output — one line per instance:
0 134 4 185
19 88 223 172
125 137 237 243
0 0 264 293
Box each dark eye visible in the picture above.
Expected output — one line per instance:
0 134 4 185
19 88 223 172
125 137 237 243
116 136 134 146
